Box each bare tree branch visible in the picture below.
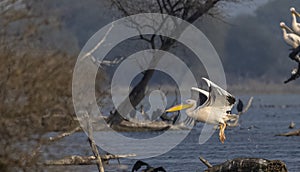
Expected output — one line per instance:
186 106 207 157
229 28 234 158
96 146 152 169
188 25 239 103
80 22 114 62
48 126 81 142
186 0 220 23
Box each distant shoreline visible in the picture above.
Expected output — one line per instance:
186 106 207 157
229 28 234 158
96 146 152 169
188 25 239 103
111 83 300 95
227 82 300 95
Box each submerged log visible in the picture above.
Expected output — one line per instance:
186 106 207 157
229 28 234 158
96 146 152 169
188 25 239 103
110 120 171 132
201 157 287 172
276 128 300 136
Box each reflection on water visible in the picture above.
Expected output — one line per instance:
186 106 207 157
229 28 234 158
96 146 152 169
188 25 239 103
44 95 300 171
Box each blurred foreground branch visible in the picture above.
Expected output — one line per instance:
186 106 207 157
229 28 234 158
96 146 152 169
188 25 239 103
85 114 105 172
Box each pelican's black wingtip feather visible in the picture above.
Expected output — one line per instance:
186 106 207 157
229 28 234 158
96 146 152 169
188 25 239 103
227 95 236 106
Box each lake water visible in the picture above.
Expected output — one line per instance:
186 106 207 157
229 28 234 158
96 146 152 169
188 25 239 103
43 94 300 171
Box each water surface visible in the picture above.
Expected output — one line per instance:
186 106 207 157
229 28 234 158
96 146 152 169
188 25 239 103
44 94 300 171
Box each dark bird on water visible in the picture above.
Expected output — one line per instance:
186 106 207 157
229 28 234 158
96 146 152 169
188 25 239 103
132 160 166 172
237 99 244 114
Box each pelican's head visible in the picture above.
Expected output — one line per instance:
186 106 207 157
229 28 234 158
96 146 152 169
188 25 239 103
165 99 195 112
291 7 300 17
290 7 296 12
280 22 294 33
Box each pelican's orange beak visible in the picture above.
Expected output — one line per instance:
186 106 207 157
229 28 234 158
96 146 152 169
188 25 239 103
165 104 193 112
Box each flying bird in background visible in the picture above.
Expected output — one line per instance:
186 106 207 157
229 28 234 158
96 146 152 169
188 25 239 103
132 160 166 172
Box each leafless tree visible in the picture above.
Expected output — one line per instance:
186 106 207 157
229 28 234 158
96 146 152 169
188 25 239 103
106 0 242 126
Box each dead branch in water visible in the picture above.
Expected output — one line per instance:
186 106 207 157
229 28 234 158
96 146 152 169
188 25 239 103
44 154 136 166
240 96 254 115
41 116 136 169
199 157 212 168
22 125 81 167
275 128 300 136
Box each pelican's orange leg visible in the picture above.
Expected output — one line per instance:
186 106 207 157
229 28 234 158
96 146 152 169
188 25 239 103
219 123 226 143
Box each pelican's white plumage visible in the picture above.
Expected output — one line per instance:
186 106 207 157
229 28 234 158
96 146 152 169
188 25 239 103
166 78 236 143
280 22 300 49
188 78 235 124
290 7 300 35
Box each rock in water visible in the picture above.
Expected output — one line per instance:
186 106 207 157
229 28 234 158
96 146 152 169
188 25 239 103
205 158 287 172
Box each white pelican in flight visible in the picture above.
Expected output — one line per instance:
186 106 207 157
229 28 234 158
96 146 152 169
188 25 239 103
290 7 300 35
166 78 236 143
280 22 300 49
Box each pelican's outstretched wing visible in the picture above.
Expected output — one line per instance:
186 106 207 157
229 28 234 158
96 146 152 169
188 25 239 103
201 78 236 109
191 87 209 106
